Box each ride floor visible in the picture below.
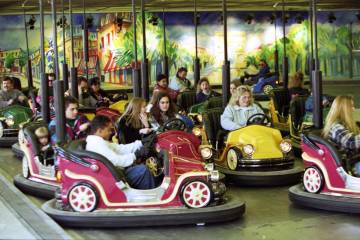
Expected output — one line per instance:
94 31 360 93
1 147 360 240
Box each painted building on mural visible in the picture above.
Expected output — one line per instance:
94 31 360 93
0 48 23 75
98 13 132 85
59 25 99 79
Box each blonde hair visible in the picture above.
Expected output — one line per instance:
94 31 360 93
228 85 253 106
196 77 211 93
289 71 304 88
120 97 147 129
322 95 359 137
34 126 49 138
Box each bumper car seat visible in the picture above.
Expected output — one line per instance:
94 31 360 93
202 108 228 150
176 90 197 111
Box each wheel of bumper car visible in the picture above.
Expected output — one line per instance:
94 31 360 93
263 84 274 95
246 113 271 126
68 184 98 212
226 148 241 171
22 156 29 179
303 166 324 193
181 180 213 208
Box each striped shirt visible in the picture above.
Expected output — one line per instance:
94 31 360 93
328 122 360 151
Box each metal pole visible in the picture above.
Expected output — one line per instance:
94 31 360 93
222 0 230 108
311 0 323 129
23 9 33 90
281 0 289 88
141 0 149 100
274 13 279 73
162 9 169 77
132 0 141 97
194 0 200 86
39 0 49 124
61 0 68 90
69 0 78 98
82 0 89 81
349 22 353 79
51 0 60 81
53 80 66 144
308 0 314 84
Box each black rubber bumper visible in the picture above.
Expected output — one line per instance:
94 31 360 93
289 184 360 213
0 137 18 147
217 165 303 186
13 174 58 199
11 143 24 159
42 196 245 228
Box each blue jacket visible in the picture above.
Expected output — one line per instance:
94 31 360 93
221 104 264 131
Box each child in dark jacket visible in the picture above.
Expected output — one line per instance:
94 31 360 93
196 77 220 103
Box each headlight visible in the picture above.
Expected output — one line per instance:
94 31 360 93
196 115 203 123
0 122 3 138
200 147 213 160
205 163 214 171
280 140 292 153
243 144 254 156
210 170 220 182
5 116 14 127
192 127 201 137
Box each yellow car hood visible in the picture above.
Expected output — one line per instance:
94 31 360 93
226 125 284 159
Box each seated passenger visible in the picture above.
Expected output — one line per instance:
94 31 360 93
230 79 241 96
169 67 192 92
322 95 360 176
77 76 97 107
0 76 27 108
149 92 178 131
117 97 153 144
241 59 270 85
153 73 178 102
34 126 54 165
196 77 220 103
86 115 155 189
48 96 90 144
288 71 309 99
221 85 264 131
303 88 330 124
89 77 110 107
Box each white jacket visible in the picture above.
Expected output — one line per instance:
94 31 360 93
86 135 142 168
221 104 264 131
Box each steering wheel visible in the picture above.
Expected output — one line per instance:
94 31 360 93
246 113 271 126
160 118 186 132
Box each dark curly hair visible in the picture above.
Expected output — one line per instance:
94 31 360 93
150 91 176 125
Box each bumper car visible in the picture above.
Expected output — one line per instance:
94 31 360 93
42 135 245 227
0 105 33 147
252 74 279 101
203 109 302 186
268 88 290 134
13 121 58 199
289 133 360 213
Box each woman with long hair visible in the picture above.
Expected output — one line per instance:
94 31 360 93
149 91 177 130
322 95 360 175
117 97 152 144
221 85 264 131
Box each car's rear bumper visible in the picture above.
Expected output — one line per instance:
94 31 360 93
11 142 23 159
13 174 58 199
289 184 360 213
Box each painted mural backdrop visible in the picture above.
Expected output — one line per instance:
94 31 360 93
0 11 360 88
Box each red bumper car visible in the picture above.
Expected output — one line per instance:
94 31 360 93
42 132 245 227
289 133 360 213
